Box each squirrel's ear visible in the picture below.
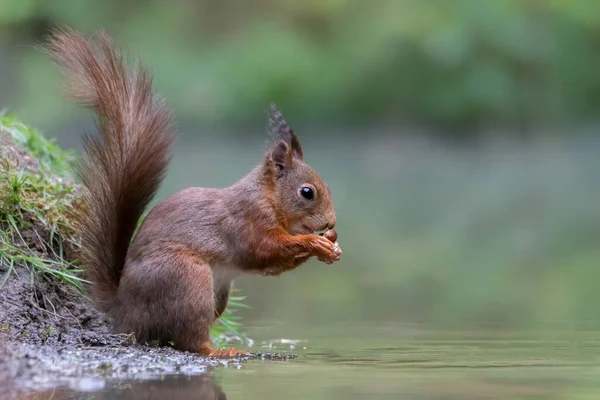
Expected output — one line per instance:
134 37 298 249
267 103 304 161
269 140 294 172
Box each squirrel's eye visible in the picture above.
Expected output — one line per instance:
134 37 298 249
299 186 314 200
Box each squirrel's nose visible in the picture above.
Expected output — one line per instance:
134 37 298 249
326 212 336 230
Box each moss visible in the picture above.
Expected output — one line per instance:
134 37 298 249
0 112 85 291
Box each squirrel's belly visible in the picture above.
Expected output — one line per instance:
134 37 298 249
211 265 241 293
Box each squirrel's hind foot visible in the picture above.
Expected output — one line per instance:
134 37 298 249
208 347 250 358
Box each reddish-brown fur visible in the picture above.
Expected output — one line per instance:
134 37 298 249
46 27 341 357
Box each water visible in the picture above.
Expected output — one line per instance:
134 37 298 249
26 323 600 399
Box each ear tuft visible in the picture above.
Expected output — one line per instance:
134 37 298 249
267 103 304 160
270 140 293 172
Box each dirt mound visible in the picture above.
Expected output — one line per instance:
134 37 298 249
0 121 110 346
0 122 143 394
0 261 113 346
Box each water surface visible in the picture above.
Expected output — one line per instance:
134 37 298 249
32 323 600 399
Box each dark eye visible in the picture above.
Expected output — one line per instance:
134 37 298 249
299 186 314 200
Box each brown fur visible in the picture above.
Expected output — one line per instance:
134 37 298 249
46 28 340 357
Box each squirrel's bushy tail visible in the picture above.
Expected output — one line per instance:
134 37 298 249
46 28 174 311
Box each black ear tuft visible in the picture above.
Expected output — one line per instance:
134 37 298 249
267 103 304 160
270 140 293 172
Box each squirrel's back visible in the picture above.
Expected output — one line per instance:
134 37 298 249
46 28 175 311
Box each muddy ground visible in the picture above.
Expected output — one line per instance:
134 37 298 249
0 258 293 399
0 262 257 398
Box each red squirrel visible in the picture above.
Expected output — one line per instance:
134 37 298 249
45 28 342 357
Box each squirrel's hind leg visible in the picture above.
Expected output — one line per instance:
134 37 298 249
166 253 249 358
118 250 248 358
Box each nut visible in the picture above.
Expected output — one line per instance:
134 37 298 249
322 229 338 243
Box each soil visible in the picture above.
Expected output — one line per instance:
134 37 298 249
0 131 293 399
0 256 293 399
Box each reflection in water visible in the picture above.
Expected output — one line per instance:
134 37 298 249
25 374 226 400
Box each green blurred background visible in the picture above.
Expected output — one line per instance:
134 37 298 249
1 0 599 333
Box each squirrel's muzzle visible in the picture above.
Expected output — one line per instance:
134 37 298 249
325 212 336 230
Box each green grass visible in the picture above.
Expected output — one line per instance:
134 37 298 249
0 113 249 343
211 289 252 347
0 112 84 291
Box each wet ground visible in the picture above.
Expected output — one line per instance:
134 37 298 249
0 263 292 399
2 337 293 398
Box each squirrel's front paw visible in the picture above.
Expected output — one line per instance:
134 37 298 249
319 229 342 264
331 241 342 261
312 235 340 265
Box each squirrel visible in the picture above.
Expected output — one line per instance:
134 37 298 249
45 28 342 357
